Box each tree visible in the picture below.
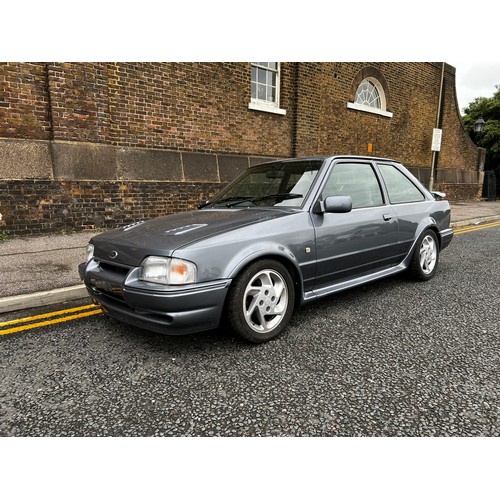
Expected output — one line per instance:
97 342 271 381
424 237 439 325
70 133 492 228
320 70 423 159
462 85 500 192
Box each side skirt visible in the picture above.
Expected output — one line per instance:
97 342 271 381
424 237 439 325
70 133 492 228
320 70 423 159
303 262 407 302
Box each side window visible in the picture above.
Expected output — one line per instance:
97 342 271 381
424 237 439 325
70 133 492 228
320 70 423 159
321 163 384 209
378 163 425 204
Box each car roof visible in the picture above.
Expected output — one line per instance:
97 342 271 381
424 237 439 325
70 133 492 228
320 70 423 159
257 155 401 165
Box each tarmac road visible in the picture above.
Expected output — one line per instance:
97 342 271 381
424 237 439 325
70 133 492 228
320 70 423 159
1 224 499 437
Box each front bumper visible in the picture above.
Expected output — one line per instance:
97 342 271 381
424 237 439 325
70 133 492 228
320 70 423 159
79 260 231 335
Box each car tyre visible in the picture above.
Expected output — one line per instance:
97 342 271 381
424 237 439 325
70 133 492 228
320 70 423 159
226 259 295 343
409 229 440 281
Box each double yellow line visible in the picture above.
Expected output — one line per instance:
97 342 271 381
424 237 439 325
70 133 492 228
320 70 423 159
0 304 102 336
454 220 500 235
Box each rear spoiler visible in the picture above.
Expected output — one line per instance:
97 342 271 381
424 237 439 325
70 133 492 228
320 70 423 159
431 191 447 199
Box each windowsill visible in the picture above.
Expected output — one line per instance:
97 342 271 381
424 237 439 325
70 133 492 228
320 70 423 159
248 99 287 116
347 102 393 118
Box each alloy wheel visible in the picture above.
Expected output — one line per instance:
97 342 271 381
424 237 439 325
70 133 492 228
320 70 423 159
242 269 289 333
419 234 437 275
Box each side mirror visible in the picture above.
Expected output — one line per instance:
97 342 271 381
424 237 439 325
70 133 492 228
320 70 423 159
313 195 352 214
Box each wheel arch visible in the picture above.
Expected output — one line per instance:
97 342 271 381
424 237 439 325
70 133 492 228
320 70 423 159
401 219 441 269
419 220 442 249
408 224 440 280
226 249 304 310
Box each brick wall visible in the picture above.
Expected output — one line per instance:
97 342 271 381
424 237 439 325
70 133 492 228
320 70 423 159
2 62 479 167
41 62 295 157
0 179 224 235
48 62 110 143
0 62 484 236
296 62 479 173
438 68 479 171
0 63 50 139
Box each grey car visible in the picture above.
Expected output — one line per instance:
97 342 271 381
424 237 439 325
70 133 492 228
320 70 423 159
79 155 453 343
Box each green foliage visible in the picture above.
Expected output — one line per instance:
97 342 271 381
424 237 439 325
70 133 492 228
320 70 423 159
462 85 500 174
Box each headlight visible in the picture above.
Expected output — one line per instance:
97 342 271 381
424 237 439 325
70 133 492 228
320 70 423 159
85 244 94 263
139 256 197 285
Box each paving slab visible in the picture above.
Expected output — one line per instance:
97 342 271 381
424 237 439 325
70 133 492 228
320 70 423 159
0 232 98 300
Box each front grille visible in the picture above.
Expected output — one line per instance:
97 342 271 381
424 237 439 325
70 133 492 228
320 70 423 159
98 261 131 275
89 259 131 302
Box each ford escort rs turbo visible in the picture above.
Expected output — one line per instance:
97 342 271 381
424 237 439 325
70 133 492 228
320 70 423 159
79 156 453 343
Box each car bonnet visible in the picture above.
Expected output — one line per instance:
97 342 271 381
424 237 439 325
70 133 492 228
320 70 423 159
90 208 294 267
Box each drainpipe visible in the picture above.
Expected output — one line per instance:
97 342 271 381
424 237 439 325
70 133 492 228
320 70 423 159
428 62 445 192
44 62 56 180
291 62 300 158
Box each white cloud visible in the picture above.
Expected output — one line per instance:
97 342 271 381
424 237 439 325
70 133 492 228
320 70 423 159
452 62 500 113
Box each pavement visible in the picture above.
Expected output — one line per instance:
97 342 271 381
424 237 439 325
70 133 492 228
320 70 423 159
1 200 500 314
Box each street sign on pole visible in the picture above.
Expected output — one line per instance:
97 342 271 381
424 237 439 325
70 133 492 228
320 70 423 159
431 128 442 152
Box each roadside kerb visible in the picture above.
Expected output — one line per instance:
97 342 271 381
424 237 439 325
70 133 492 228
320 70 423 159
0 285 88 314
450 214 500 228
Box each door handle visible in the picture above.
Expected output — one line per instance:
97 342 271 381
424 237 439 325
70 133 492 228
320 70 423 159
383 214 393 221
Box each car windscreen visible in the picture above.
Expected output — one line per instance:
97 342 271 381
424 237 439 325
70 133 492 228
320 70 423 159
203 160 323 208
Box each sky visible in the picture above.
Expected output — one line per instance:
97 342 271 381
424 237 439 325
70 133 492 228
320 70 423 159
452 62 500 114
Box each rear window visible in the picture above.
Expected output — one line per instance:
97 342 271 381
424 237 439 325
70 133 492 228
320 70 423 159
378 163 425 204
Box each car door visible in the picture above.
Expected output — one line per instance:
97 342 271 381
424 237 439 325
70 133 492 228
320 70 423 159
311 160 399 289
376 162 430 258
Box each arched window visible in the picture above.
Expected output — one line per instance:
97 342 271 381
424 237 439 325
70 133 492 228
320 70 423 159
355 79 382 109
347 69 393 118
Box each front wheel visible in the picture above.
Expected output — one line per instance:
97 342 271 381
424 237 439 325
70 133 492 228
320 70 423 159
226 259 295 343
409 229 440 281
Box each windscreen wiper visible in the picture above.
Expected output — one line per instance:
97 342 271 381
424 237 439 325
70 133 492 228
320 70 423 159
226 193 303 207
198 196 255 209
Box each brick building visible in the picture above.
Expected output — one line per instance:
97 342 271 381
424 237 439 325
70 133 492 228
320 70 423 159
0 62 484 236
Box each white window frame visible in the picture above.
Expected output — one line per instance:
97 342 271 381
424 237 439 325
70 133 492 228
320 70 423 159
347 77 393 118
248 62 287 116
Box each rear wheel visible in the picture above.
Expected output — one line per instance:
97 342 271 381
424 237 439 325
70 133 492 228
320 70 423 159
409 229 439 281
226 259 295 343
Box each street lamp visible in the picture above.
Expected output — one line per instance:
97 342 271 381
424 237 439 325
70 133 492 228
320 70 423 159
474 116 486 135
473 116 495 201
